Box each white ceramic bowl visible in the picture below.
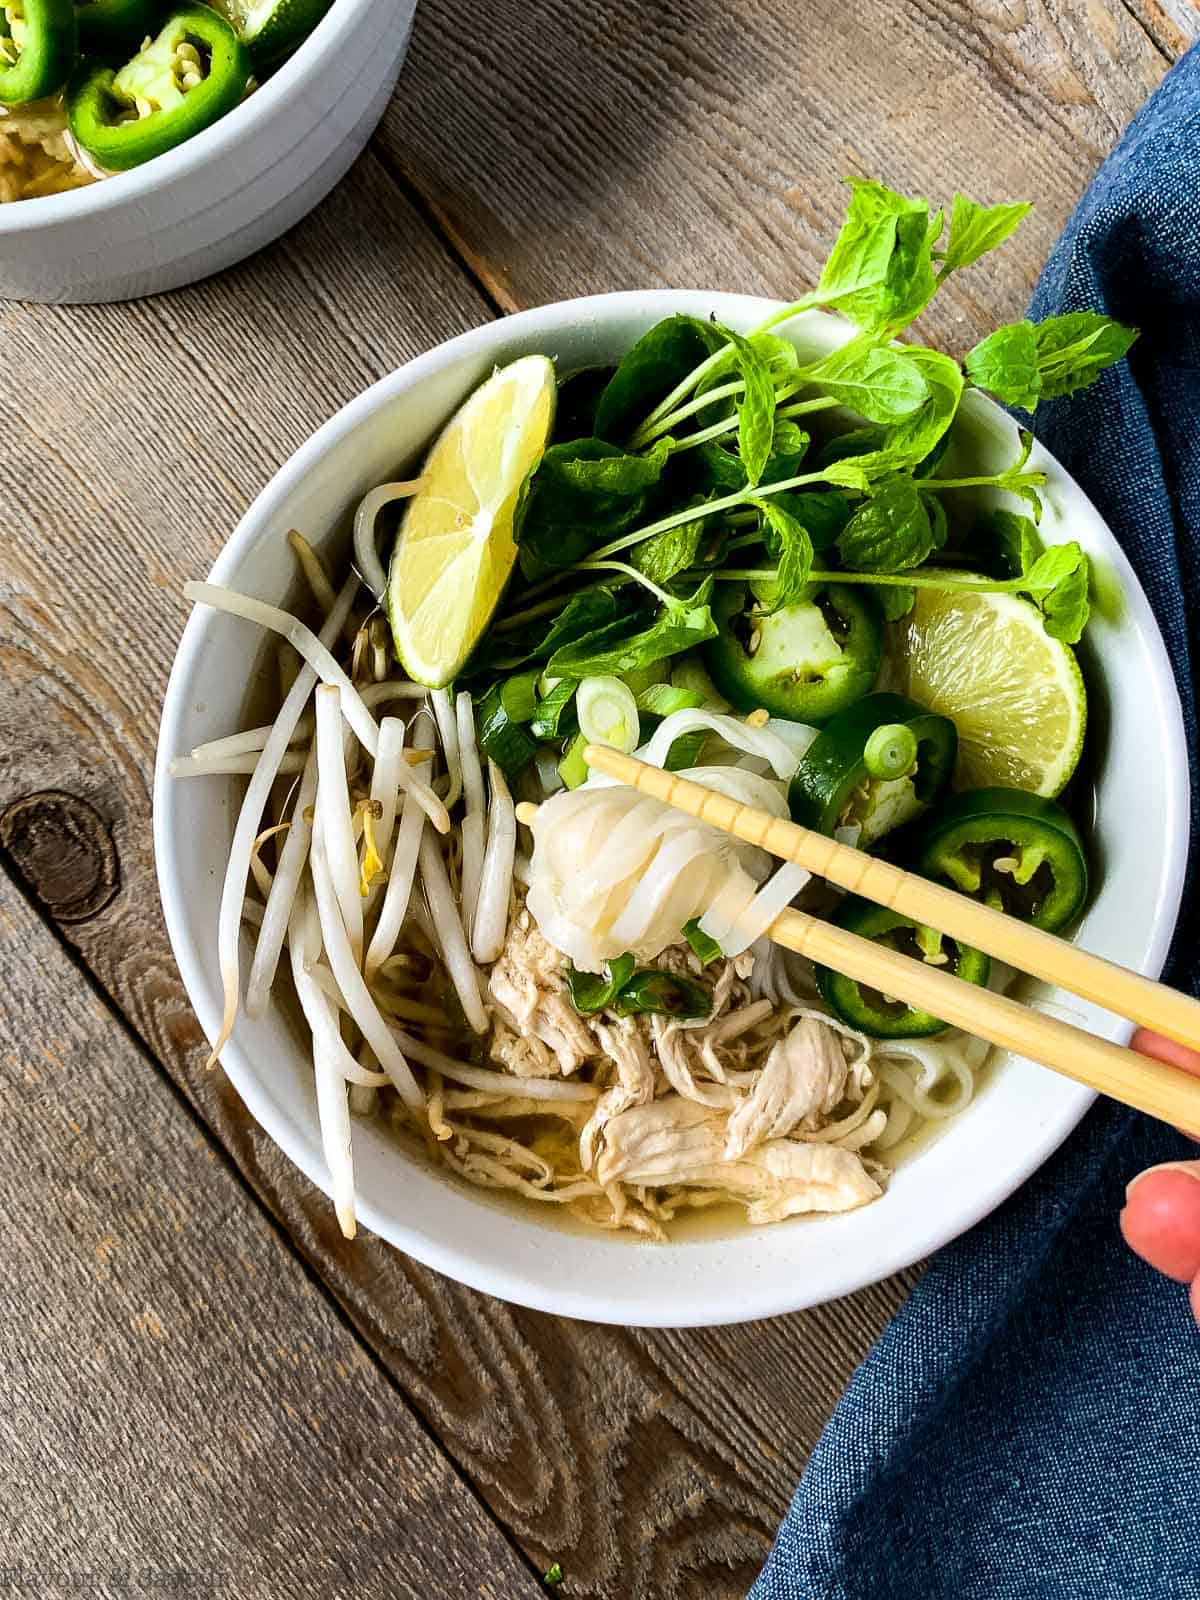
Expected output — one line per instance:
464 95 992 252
0 0 415 303
154 291 1190 1327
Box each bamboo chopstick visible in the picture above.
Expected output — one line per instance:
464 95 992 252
580 746 1200 1128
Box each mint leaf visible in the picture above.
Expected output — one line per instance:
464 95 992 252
751 496 814 611
769 489 852 550
537 588 623 659
690 417 809 493
835 347 965 476
802 337 930 423
714 320 778 486
838 480 934 572
629 508 708 585
939 195 1032 276
975 508 1043 578
547 580 717 677
814 179 938 336
595 315 723 442
770 418 809 457
821 457 875 493
1032 311 1138 400
964 321 1041 410
873 584 916 621
965 312 1136 411
1019 542 1091 643
518 437 672 577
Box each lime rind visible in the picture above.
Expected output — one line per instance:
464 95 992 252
386 355 557 689
890 584 1087 798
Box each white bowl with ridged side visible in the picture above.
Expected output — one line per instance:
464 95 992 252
0 0 415 303
154 291 1190 1327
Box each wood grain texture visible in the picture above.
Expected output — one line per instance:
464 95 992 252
1121 0 1200 59
0 871 541 1599
0 139 920 1600
381 0 1183 342
4 4 1189 1594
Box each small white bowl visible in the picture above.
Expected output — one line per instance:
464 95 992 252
154 291 1190 1327
0 0 415 303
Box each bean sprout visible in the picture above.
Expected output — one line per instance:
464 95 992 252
472 760 516 964
353 480 424 599
309 823 423 1109
203 572 359 1065
314 686 365 963
364 728 434 981
417 831 488 1033
456 691 486 938
430 688 463 809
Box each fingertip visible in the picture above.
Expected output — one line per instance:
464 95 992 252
1120 1166 1200 1283
1132 1028 1200 1077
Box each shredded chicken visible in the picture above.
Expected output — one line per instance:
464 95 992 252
474 908 890 1233
724 1015 850 1158
579 1018 657 1170
488 911 596 1075
595 1098 881 1221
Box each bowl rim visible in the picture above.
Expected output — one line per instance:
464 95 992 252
154 289 1191 1325
0 0 383 232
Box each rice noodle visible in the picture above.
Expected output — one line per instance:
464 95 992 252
526 784 767 970
456 692 487 939
711 861 812 958
640 709 809 779
472 760 516 963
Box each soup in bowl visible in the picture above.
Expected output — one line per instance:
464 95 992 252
154 289 1188 1327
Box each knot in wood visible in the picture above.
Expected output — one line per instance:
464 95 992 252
0 790 120 923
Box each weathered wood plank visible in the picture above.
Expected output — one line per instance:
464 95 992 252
1121 0 1200 60
379 0 1182 338
6 4 1189 1590
1 138 919 1599
0 870 541 1599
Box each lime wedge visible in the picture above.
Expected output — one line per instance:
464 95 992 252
215 0 331 64
889 584 1086 797
386 354 557 688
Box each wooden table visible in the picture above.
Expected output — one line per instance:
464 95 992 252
3 3 1195 1593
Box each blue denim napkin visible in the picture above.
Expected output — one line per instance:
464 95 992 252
752 46 1200 1600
